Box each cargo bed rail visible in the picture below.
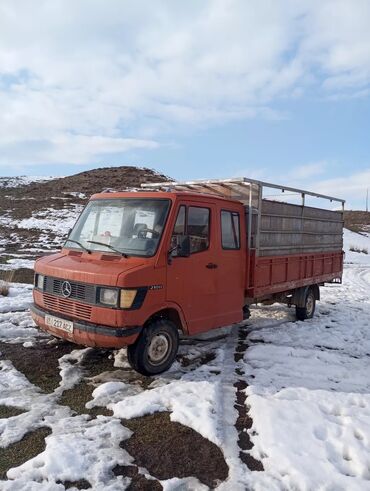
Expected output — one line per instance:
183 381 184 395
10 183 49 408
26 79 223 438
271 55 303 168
142 177 345 252
141 177 345 209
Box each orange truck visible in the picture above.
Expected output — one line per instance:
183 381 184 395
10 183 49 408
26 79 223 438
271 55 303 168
31 178 344 375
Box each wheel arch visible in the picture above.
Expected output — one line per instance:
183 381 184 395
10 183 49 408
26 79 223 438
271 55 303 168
144 306 187 334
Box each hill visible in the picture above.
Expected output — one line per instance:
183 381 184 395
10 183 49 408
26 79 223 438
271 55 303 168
0 166 170 280
343 210 370 233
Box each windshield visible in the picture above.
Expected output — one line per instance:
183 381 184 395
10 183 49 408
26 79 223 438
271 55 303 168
65 198 171 257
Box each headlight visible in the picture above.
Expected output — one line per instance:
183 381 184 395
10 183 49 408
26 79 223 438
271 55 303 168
120 289 137 309
36 274 44 290
99 288 119 306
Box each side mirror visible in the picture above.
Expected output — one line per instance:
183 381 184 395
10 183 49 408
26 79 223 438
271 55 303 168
176 234 191 257
168 235 191 264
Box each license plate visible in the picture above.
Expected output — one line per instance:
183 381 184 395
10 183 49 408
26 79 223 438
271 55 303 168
45 315 74 334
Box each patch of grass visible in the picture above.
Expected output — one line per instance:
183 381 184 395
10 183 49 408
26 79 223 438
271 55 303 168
0 256 11 264
58 381 112 417
121 412 229 489
57 479 91 489
349 245 369 254
80 349 117 377
0 341 75 393
113 465 163 490
0 427 51 480
0 405 25 419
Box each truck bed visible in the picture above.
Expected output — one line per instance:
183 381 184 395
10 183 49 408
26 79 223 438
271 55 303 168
245 199 343 299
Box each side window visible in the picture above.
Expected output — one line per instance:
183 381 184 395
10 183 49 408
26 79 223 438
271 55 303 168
171 205 210 255
188 207 210 253
221 210 240 249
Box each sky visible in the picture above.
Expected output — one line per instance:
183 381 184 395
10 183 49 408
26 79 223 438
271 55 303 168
0 0 369 209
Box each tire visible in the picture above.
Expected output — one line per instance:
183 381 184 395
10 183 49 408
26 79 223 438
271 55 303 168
243 305 251 320
296 288 316 321
127 318 179 376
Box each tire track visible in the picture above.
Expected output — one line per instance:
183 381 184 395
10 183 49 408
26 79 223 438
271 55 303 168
233 325 264 471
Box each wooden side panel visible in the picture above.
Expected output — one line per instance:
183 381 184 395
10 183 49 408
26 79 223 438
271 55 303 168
257 200 343 256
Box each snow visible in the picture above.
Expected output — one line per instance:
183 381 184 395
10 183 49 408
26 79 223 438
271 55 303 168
344 228 370 264
0 205 83 236
0 283 33 313
237 240 370 490
247 389 370 490
111 379 223 445
0 283 45 343
0 176 55 189
62 191 87 199
0 230 369 489
0 258 35 270
6 416 131 490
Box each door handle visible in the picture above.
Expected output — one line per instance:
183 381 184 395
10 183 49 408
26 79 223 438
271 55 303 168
206 263 218 269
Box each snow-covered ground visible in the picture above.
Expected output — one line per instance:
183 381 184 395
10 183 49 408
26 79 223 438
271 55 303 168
0 233 369 490
0 176 55 189
0 205 83 236
344 228 370 264
0 203 83 268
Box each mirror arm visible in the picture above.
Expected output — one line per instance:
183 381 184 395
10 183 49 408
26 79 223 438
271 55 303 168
167 245 177 265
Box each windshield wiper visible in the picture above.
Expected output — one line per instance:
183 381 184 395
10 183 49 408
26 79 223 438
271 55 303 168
86 240 129 258
65 239 91 254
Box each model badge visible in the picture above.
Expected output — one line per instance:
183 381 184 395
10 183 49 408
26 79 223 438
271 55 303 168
61 281 72 298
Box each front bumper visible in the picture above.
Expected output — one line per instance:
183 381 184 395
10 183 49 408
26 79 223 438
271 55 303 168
30 303 141 348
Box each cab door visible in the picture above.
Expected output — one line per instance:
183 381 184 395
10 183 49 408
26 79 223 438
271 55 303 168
214 206 245 326
166 201 219 334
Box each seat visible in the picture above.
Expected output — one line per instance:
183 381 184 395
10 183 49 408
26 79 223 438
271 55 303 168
133 223 148 238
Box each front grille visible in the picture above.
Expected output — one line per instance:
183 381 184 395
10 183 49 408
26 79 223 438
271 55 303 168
44 277 96 303
42 293 92 321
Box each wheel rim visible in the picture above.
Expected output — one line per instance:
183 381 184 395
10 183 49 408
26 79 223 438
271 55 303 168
147 333 172 365
306 293 314 316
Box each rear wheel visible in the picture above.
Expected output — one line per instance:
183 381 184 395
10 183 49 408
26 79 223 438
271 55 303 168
296 288 316 321
127 319 179 376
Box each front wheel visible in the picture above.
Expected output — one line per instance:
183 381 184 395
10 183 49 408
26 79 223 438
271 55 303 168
296 288 316 321
127 319 179 376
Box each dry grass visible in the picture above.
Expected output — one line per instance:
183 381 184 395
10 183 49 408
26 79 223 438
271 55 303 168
0 280 9 296
349 245 369 254
344 210 370 233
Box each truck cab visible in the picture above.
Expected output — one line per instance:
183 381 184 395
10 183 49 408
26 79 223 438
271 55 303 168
32 190 246 375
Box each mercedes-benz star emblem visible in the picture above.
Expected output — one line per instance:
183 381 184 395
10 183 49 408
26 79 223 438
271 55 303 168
61 281 72 298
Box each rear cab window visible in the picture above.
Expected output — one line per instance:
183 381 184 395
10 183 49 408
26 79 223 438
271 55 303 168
221 210 240 249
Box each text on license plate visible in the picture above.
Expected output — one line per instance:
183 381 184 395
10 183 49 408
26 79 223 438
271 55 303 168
45 315 74 334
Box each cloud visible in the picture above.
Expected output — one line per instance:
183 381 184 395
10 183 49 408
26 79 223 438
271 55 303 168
0 0 369 166
294 161 327 179
288 167 370 209
0 135 159 167
315 168 370 196
246 161 369 209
